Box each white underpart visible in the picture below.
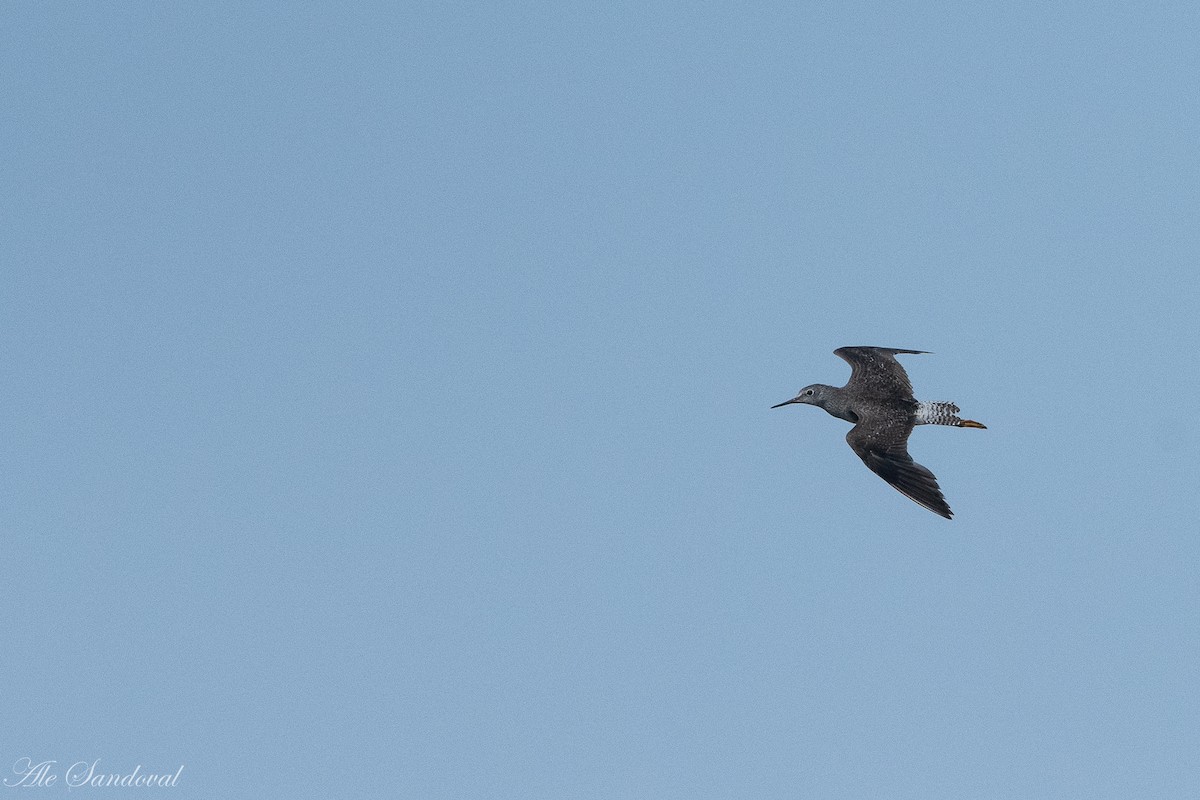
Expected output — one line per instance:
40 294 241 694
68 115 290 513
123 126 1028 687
915 401 962 426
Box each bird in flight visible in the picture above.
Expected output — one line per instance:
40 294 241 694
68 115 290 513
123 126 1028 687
772 347 986 519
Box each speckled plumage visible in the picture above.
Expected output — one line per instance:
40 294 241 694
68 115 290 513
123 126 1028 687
772 347 986 520
915 401 970 427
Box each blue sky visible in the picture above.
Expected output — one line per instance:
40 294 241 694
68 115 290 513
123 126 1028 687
3 2 1199 798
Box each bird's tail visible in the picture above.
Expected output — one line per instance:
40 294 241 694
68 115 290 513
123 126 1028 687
915 401 987 429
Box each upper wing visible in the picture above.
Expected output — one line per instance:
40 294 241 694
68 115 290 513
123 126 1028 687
845 410 953 519
833 346 926 402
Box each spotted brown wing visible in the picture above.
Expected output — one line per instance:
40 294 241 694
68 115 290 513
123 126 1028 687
845 409 953 519
833 346 926 402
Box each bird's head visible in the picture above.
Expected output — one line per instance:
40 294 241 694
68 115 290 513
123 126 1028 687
771 384 829 409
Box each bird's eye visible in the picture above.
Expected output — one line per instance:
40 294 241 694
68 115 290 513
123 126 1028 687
805 389 814 396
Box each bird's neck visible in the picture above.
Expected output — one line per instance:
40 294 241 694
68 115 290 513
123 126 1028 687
819 387 859 423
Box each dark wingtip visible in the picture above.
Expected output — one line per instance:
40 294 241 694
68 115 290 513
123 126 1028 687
868 454 954 519
918 496 954 519
923 500 954 519
902 492 954 519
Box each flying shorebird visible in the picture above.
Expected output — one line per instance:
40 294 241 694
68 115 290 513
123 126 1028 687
772 347 986 519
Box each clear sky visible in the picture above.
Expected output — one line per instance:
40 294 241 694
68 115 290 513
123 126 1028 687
4 2 1199 798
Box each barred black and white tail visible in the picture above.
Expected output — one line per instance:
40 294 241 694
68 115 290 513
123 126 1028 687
915 401 987 429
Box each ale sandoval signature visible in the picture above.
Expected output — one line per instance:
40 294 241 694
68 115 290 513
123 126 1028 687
5 759 184 789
